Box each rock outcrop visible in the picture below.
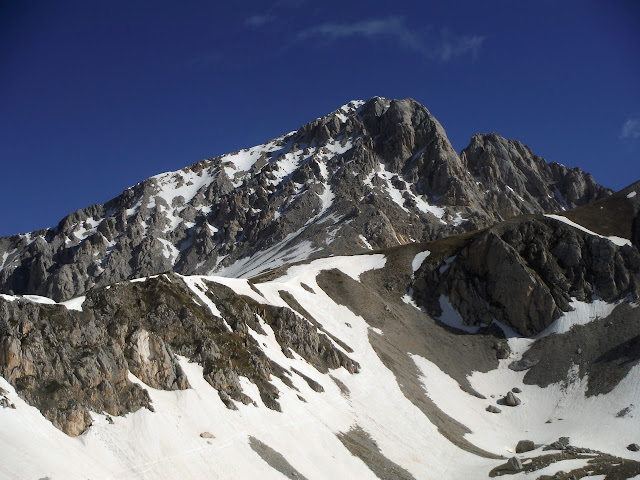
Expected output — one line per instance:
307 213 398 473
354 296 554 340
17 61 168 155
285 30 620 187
461 133 605 216
0 273 357 435
0 298 152 436
413 211 640 336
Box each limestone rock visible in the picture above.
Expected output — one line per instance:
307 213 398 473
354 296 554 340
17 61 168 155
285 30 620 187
413 215 640 337
0 97 612 302
504 391 521 407
506 456 522 471
516 440 535 453
545 437 570 451
509 358 539 372
125 329 190 391
0 273 358 436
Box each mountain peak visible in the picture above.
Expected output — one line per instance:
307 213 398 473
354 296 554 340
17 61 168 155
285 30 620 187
0 98 611 301
332 99 366 120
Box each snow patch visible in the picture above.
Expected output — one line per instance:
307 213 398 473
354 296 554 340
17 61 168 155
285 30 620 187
179 275 224 320
270 254 387 284
451 212 467 226
333 100 365 122
158 238 180 263
358 235 373 250
411 250 430 273
0 248 18 270
439 255 456 274
552 186 568 210
411 353 640 460
545 214 631 247
22 295 57 305
536 298 622 338
60 296 85 312
436 295 480 333
364 164 446 221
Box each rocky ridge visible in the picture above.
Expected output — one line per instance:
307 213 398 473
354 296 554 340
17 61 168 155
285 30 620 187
0 97 610 301
412 181 640 337
0 273 357 435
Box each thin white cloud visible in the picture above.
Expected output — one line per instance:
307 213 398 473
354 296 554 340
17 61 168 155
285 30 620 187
244 1 305 28
620 118 640 140
296 17 485 62
244 14 275 27
436 28 485 61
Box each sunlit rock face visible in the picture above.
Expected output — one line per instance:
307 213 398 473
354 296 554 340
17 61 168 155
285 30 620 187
0 97 609 301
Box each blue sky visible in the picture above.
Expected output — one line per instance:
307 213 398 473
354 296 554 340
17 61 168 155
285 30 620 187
1 0 638 237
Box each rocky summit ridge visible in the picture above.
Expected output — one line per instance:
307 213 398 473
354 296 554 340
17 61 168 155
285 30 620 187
0 97 609 302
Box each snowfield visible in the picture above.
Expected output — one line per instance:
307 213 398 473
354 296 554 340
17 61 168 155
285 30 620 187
1 254 639 479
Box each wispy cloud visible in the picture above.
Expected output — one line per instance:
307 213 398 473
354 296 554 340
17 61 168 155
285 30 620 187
620 118 640 140
244 14 275 28
436 28 485 61
243 0 305 28
296 17 485 62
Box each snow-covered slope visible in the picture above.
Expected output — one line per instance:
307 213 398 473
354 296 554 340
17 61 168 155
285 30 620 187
2 236 640 479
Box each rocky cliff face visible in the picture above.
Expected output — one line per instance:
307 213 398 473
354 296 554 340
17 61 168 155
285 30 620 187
0 97 610 301
0 273 357 436
412 183 640 337
461 133 606 217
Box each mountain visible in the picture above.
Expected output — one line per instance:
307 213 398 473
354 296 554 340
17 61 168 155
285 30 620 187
0 97 609 302
1 98 639 479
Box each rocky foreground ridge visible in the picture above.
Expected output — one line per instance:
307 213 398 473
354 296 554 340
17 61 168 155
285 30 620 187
0 273 358 435
0 97 609 302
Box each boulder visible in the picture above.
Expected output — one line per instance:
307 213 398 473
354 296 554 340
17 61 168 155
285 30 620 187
504 391 521 407
506 456 522 471
545 437 570 451
509 357 539 372
516 440 535 453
